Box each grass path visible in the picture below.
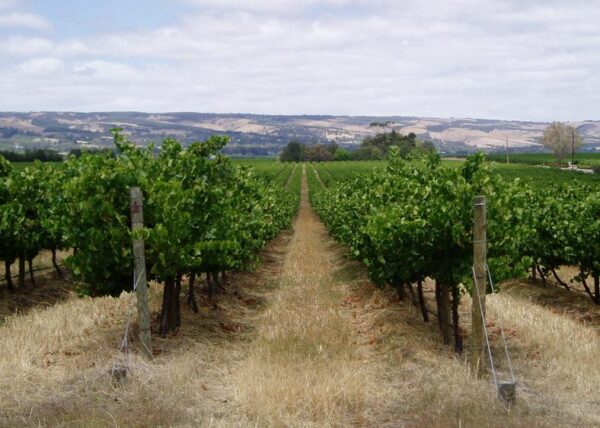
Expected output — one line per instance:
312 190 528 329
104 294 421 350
232 164 379 425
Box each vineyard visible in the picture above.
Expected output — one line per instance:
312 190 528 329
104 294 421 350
309 151 600 351
486 152 600 168
1 147 600 426
0 132 299 336
311 158 600 188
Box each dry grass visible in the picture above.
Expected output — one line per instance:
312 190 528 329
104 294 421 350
489 286 600 425
0 276 74 321
233 174 373 425
0 231 293 427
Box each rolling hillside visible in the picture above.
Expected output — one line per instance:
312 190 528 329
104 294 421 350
1 112 599 156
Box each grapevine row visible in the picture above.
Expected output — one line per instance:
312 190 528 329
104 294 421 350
0 132 299 336
310 149 599 351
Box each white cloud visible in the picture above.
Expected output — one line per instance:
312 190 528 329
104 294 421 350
0 12 50 29
0 0 20 10
0 0 599 120
180 0 358 12
0 36 53 56
18 57 63 74
0 36 90 56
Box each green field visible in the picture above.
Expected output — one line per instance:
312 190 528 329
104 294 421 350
11 156 599 188
287 157 600 189
9 161 38 171
301 159 600 188
443 159 600 187
486 152 600 168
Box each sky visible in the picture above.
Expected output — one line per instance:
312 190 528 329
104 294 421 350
0 0 599 121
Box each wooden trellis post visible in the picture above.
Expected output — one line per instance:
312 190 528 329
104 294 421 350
130 187 152 359
471 195 486 377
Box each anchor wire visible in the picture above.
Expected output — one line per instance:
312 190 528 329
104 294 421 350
485 264 516 382
472 266 498 390
111 266 145 377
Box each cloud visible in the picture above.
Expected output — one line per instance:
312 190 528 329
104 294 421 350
0 12 50 29
18 57 63 74
0 0 20 10
0 36 90 56
0 0 599 121
0 36 53 56
179 0 358 12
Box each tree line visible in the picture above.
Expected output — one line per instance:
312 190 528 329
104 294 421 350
279 131 435 162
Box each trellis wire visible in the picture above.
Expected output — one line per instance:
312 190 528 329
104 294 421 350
472 266 498 390
0 264 65 285
486 263 515 382
111 266 146 379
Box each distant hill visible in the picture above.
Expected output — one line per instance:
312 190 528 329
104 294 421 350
1 112 599 156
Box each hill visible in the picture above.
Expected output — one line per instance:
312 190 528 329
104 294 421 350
1 112 599 156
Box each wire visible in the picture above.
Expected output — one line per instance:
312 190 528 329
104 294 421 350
472 266 498 390
0 264 65 285
111 266 146 379
485 264 516 382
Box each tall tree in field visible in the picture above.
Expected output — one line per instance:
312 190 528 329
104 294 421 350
280 140 305 162
541 122 582 166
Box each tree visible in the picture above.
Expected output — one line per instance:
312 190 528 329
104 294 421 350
304 144 334 162
541 122 582 166
334 148 350 161
326 142 339 155
357 130 417 160
280 140 304 162
351 145 384 160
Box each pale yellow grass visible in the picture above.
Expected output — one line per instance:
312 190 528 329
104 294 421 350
234 166 373 426
0 245 291 426
0 290 189 426
490 291 600 425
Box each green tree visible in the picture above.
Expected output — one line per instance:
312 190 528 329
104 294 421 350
334 148 350 161
358 130 417 159
280 140 304 162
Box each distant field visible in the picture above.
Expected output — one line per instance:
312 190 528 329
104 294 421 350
234 158 290 183
443 159 600 187
487 152 600 168
8 161 63 171
9 161 37 171
9 156 599 188
304 159 600 188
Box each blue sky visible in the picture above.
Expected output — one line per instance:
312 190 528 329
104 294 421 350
1 0 599 121
27 1 189 37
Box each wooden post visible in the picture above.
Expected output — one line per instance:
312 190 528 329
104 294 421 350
471 196 486 377
130 187 152 359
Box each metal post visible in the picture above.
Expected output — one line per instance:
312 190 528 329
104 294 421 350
130 187 152 359
471 196 486 377
506 136 509 164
